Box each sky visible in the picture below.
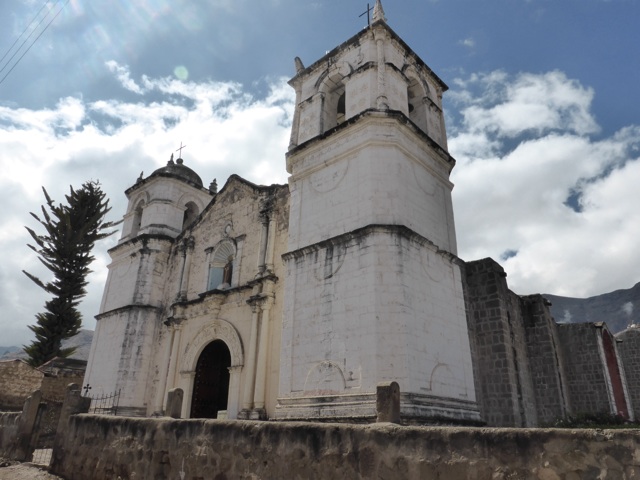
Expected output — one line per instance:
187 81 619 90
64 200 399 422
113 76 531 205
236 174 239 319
0 0 639 347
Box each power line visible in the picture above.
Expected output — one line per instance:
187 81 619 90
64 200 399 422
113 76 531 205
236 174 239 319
0 1 51 66
0 2 58 77
0 0 70 86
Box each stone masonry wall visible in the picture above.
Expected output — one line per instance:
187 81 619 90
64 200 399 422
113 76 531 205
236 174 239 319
617 327 640 417
522 295 571 425
0 360 43 410
463 258 537 427
41 374 85 403
52 415 640 480
558 323 612 415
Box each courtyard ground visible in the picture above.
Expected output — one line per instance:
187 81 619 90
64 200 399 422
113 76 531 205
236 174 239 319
0 463 64 480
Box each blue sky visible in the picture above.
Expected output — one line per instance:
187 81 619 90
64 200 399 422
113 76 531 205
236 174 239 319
1 0 639 346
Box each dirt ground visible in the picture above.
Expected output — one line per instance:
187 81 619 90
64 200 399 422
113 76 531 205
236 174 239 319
0 463 64 480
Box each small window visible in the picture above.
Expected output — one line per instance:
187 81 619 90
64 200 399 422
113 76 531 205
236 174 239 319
208 240 236 290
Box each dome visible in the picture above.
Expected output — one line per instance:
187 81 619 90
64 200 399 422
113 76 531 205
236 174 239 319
151 156 203 187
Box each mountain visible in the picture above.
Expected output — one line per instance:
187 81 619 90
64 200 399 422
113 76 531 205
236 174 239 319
0 346 20 357
0 329 94 362
544 282 640 334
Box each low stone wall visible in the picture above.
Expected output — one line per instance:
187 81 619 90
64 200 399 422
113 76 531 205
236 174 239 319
0 411 20 457
52 415 640 479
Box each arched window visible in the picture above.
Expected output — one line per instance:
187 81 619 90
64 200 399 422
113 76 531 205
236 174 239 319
321 72 347 133
182 201 199 230
407 77 428 134
131 200 145 237
208 240 236 290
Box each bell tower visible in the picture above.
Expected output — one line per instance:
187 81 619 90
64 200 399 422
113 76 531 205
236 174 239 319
276 1 480 423
84 155 213 416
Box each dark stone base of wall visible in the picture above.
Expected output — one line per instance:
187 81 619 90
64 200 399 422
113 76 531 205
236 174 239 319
52 415 640 480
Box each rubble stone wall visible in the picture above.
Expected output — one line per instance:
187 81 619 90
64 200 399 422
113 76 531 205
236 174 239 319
0 412 20 457
51 415 640 480
41 375 85 403
0 360 43 410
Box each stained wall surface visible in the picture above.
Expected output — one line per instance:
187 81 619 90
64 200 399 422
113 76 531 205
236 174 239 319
51 415 640 480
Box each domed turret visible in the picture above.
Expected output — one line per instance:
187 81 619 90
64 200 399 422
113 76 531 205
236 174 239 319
119 153 213 242
150 155 203 188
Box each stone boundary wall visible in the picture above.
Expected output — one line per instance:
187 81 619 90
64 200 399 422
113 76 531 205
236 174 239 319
52 415 640 479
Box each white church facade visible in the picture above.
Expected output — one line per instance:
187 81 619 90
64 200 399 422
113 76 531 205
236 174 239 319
84 2 637 427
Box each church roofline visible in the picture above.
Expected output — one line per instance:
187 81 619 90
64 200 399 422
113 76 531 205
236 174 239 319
289 20 448 92
171 174 289 242
218 174 288 196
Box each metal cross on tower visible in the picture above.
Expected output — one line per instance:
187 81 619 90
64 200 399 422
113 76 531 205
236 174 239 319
359 3 374 26
176 141 187 158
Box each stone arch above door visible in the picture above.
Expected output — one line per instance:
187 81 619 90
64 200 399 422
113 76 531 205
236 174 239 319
181 319 244 373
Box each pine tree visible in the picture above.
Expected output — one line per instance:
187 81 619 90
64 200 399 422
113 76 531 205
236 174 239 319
23 181 118 367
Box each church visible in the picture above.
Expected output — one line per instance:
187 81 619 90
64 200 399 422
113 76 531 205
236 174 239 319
83 1 638 427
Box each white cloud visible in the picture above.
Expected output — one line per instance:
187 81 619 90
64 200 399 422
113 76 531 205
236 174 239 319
459 37 476 49
0 66 294 347
452 70 598 138
105 61 145 94
449 70 640 298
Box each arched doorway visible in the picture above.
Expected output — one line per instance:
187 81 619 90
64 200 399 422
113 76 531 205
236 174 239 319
190 340 231 418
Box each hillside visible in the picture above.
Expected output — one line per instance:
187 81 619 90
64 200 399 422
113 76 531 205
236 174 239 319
544 282 640 334
0 329 94 362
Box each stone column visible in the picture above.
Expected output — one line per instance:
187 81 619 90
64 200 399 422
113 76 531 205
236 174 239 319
177 237 195 301
264 216 277 275
257 194 275 277
256 218 269 277
166 388 184 419
51 384 91 469
376 381 400 424
374 30 388 110
252 296 274 419
12 390 42 462
227 366 243 419
182 372 196 419
152 327 176 414
204 246 213 289
167 324 183 390
238 304 260 418
288 79 302 150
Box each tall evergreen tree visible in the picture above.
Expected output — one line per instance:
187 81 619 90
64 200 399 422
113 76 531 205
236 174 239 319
23 181 118 367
